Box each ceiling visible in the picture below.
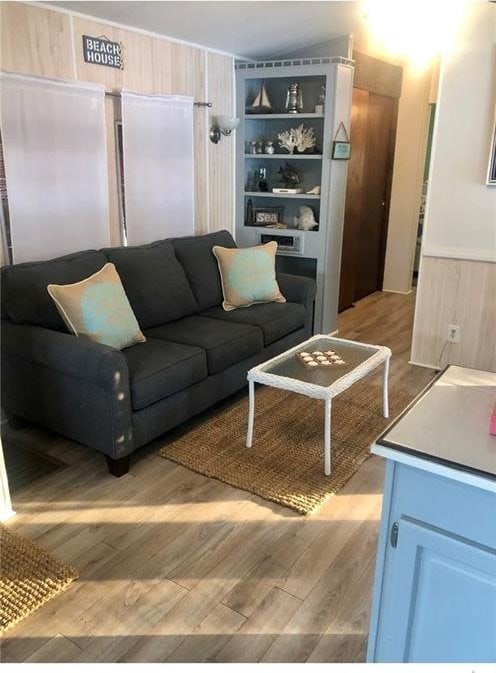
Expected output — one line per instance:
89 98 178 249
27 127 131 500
46 1 370 59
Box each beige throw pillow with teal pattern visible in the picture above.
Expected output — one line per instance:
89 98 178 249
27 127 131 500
213 241 286 311
48 263 146 350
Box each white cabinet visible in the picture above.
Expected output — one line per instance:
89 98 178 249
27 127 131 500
368 366 496 663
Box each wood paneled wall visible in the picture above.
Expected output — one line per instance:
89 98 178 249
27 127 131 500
0 2 234 244
411 256 496 372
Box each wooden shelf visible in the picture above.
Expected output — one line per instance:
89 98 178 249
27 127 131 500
244 154 323 160
244 225 319 234
244 191 320 200
245 113 325 120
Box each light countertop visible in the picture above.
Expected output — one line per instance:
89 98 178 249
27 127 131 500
372 366 496 485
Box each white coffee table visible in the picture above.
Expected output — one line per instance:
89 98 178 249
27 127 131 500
246 334 392 475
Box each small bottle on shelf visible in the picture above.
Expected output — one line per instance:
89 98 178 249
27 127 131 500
245 198 254 225
256 167 269 192
264 141 275 155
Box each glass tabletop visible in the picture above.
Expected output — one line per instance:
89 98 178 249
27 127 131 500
258 336 382 388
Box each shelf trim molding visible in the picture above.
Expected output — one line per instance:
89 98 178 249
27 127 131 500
235 56 354 70
244 154 323 160
422 246 496 263
244 191 320 200
244 112 325 120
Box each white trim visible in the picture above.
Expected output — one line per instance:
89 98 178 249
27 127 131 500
408 359 441 371
371 443 496 494
422 246 496 263
0 507 16 523
0 438 15 522
382 288 413 295
32 1 244 60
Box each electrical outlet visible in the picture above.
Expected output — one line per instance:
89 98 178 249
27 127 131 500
448 324 461 343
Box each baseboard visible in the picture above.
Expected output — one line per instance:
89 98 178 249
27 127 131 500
329 329 339 336
408 359 441 371
382 288 413 295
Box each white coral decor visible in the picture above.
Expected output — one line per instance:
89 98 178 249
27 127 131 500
278 124 316 154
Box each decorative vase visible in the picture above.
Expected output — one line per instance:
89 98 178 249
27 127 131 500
315 85 326 114
264 141 275 155
256 167 269 192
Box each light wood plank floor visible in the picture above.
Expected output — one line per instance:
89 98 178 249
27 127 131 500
1 291 436 663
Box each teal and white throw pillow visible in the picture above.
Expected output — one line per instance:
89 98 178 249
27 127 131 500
212 241 286 311
48 263 146 350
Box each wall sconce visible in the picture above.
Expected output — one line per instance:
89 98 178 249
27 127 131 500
209 115 240 144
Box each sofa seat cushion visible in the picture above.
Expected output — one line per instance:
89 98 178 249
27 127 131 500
201 302 306 346
145 316 263 374
102 240 198 328
123 338 207 411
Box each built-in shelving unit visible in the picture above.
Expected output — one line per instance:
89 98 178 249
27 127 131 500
235 58 354 332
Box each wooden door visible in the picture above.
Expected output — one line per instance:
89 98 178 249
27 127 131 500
339 88 398 311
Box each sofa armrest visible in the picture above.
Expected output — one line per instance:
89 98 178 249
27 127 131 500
1 321 128 392
277 273 316 308
1 321 134 459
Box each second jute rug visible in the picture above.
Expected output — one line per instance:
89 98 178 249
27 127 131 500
159 379 412 514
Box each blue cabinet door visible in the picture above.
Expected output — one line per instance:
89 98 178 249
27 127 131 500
376 518 496 662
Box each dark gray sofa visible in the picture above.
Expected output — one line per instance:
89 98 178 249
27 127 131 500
1 230 315 475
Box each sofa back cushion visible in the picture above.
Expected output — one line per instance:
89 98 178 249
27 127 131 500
172 230 236 311
102 240 198 328
1 250 108 331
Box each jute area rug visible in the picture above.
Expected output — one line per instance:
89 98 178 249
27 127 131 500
159 379 413 515
0 524 78 633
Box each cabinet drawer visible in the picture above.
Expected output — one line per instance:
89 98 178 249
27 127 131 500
390 462 496 549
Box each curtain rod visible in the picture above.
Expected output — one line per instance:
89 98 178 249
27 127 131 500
104 91 212 107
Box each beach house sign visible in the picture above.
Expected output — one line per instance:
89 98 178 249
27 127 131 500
82 35 124 69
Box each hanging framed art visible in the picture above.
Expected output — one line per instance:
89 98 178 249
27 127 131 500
332 121 351 160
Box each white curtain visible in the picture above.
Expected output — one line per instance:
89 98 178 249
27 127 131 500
121 92 194 244
0 73 109 263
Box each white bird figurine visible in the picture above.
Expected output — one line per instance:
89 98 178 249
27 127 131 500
295 205 318 231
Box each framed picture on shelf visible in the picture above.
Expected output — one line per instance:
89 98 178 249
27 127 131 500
251 206 285 227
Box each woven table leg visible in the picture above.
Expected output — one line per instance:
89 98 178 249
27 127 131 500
246 379 255 448
324 398 332 476
383 357 390 419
